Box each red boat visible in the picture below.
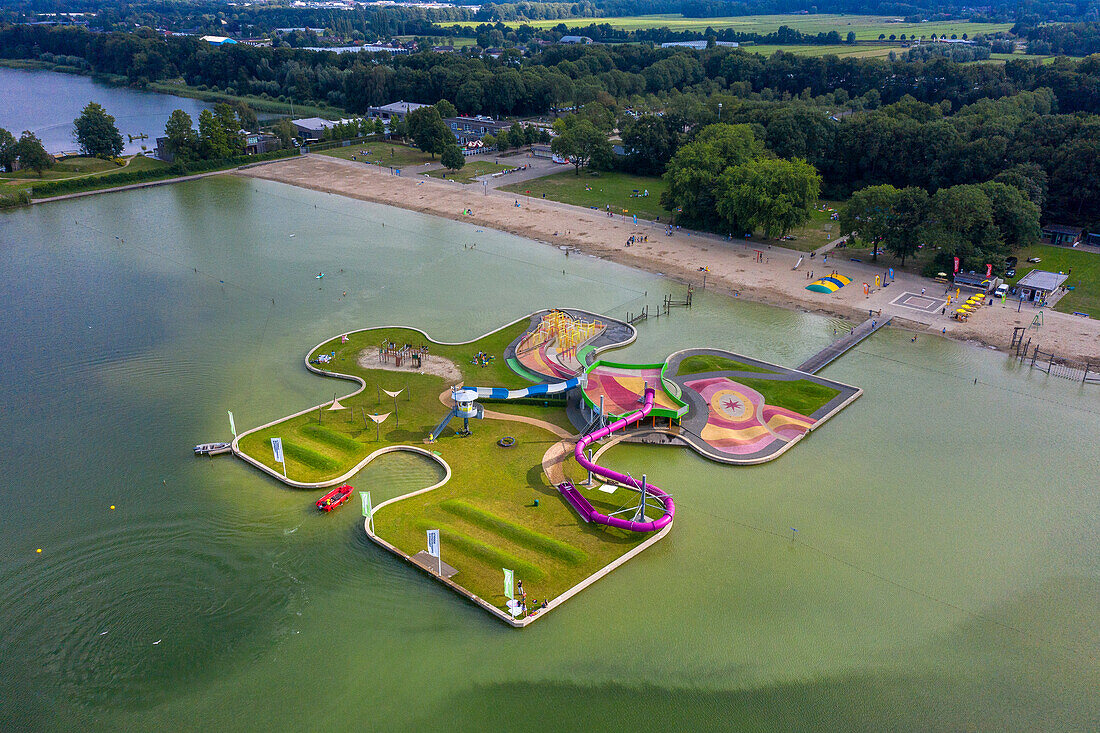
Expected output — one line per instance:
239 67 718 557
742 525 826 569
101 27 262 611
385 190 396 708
316 484 353 512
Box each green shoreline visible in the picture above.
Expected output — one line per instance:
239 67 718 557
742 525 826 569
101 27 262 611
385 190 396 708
0 60 345 118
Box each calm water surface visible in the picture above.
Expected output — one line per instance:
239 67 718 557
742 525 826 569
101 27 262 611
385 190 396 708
0 67 210 155
0 177 1097 731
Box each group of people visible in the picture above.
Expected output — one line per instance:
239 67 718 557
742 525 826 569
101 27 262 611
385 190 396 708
625 234 647 247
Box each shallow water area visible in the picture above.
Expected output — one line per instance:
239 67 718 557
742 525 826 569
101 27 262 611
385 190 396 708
0 176 1097 731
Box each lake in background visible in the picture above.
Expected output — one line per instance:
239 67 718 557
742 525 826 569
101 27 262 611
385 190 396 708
0 176 1097 731
0 67 211 156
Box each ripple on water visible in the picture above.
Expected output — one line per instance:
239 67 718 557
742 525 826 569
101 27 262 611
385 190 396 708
0 515 307 707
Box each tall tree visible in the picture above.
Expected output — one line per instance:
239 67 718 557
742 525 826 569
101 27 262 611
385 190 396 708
433 99 457 119
405 107 452 159
74 102 124 159
662 123 764 229
882 187 930 266
929 184 1004 271
0 127 16 172
979 181 1041 251
620 115 678 176
273 118 297 148
164 109 198 162
441 143 465 171
716 157 821 239
550 119 612 175
14 131 53 174
839 184 901 262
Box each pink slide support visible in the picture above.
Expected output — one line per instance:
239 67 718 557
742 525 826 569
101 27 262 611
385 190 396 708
560 388 675 532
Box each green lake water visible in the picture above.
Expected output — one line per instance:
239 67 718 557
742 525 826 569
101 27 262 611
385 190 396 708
0 176 1096 731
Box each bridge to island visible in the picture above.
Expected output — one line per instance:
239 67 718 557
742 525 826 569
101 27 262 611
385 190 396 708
797 316 893 374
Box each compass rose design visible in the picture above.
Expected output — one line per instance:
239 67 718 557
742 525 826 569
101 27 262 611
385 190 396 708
712 389 749 419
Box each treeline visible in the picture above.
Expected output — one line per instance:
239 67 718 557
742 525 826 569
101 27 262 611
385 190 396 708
452 21 849 46
7 24 1100 117
724 89 1098 227
607 88 1098 230
1014 22 1100 56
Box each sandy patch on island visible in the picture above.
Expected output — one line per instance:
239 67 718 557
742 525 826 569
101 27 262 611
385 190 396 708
357 349 463 383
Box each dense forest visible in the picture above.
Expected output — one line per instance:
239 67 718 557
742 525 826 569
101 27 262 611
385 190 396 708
1015 22 1100 56
2 22 1097 234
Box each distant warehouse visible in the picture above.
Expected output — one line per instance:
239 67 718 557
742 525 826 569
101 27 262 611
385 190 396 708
660 41 739 49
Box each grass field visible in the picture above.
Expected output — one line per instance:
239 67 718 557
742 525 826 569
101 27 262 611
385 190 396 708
427 160 510 184
316 141 436 169
1007 244 1100 316
735 376 841 414
775 200 845 251
235 318 654 614
501 169 669 221
675 354 777 375
454 14 1012 40
1 154 169 193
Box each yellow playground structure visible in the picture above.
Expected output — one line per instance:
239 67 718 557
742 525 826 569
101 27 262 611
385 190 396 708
517 310 604 361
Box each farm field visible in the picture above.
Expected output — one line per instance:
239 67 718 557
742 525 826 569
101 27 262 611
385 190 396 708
744 43 900 58
455 14 1012 40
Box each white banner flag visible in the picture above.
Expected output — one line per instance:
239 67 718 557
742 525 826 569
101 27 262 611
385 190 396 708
271 437 284 464
503 568 514 600
426 529 440 558
361 490 372 518
228 411 237 437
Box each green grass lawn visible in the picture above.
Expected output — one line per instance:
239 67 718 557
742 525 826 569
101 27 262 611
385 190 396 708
452 14 1011 39
1008 244 1100 316
427 160 510 184
236 317 653 614
317 141 436 169
773 200 845 251
0 155 117 183
372 423 648 612
501 169 669 222
675 354 777 375
2 154 169 193
735 376 840 414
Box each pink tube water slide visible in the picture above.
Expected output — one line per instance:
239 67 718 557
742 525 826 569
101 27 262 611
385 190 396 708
560 387 675 532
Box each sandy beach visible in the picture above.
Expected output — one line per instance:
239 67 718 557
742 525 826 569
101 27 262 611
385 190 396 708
240 154 1100 362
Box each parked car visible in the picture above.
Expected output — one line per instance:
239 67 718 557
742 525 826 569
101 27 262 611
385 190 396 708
1005 267 1016 278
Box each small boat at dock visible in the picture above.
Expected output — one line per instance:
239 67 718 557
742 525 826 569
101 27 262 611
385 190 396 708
194 442 231 455
316 484 353 512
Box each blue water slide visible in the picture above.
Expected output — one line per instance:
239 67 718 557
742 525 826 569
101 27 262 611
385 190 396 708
473 375 585 401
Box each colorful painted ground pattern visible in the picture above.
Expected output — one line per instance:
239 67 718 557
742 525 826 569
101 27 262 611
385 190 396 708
684 377 816 455
584 365 682 416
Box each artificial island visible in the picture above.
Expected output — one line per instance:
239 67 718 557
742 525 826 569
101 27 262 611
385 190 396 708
227 307 862 626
